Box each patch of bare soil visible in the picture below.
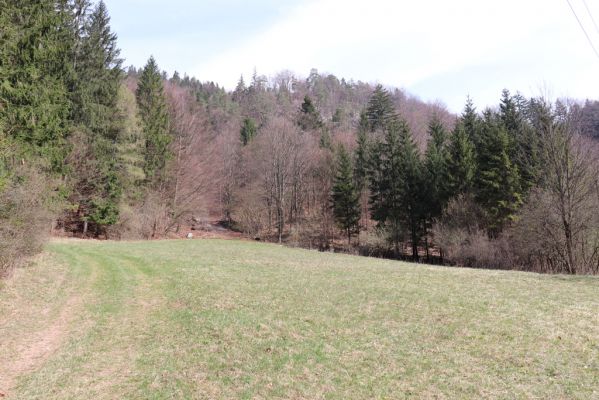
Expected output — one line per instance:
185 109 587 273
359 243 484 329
173 219 245 240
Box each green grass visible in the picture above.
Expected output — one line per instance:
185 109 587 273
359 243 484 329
1 239 598 399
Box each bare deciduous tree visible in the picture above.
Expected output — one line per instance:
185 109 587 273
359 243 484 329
512 112 599 274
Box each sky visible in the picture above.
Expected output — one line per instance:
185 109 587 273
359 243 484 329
104 0 599 112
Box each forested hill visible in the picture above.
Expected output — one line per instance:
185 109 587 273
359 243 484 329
1 1 599 275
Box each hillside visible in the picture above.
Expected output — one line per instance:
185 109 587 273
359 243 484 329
1 239 597 399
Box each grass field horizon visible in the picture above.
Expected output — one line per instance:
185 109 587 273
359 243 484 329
1 238 598 399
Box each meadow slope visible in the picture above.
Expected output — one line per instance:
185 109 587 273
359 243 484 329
0 239 598 399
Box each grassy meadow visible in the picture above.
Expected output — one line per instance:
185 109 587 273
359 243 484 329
0 239 598 399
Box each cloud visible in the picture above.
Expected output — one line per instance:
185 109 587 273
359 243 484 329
190 0 599 111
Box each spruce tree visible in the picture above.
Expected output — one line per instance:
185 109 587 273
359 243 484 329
499 90 539 195
369 119 423 259
240 117 257 146
461 96 481 150
423 116 450 221
73 1 124 233
396 120 425 261
475 114 522 236
365 85 397 132
354 127 369 192
71 0 123 139
0 0 74 171
331 145 361 244
233 75 246 101
136 56 171 185
369 121 402 249
446 122 476 197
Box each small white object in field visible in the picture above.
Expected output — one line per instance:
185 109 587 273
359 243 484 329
186 233 193 239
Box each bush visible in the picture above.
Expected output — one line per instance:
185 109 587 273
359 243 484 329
358 226 392 257
0 167 56 276
433 194 514 269
509 188 599 274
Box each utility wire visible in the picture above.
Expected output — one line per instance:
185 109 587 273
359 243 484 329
581 0 599 34
565 0 599 59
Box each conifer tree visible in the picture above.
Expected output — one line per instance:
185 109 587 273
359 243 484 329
240 117 257 146
353 111 371 229
136 56 171 185
332 145 361 244
423 116 450 221
0 0 74 171
68 0 124 235
365 85 397 132
396 120 425 260
71 0 123 138
233 75 246 101
499 89 540 195
461 96 481 150
369 119 423 258
369 121 402 246
297 96 323 131
171 71 181 84
475 114 522 236
354 128 369 192
319 128 332 150
446 122 476 197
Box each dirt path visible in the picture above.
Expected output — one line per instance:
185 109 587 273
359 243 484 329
0 251 95 398
0 293 83 396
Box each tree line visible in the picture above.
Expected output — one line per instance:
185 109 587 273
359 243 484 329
1 1 598 275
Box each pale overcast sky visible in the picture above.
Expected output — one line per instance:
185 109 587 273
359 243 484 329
105 0 599 112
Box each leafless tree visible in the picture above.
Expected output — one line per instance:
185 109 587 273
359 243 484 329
253 118 303 243
511 103 599 274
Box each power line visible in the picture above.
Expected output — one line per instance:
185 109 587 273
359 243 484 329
565 0 599 60
581 0 599 35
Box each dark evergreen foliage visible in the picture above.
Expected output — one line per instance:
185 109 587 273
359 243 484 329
136 56 171 185
331 145 361 244
297 96 323 131
240 117 257 146
365 85 397 132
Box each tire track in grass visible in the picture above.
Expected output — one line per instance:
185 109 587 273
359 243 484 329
12 243 167 399
0 246 97 397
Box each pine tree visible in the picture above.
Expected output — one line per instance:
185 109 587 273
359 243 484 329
475 113 522 236
171 71 181 84
136 56 171 185
331 145 361 244
233 75 246 101
240 117 257 146
297 95 323 131
446 122 476 197
365 85 397 132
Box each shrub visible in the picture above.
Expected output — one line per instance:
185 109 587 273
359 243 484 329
433 194 514 269
0 167 56 276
